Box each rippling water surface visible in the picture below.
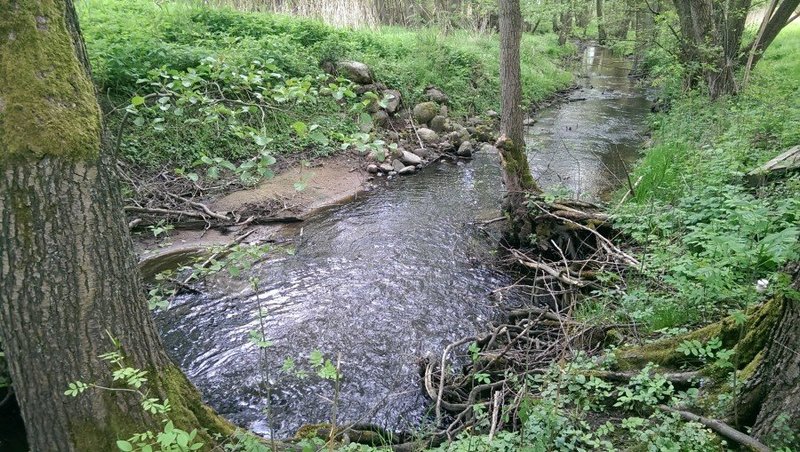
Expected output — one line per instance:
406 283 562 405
155 45 651 438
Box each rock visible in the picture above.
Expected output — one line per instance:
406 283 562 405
390 146 404 158
413 102 438 125
386 131 400 142
480 143 499 153
398 165 416 175
411 147 430 159
467 116 484 127
439 141 455 152
366 150 378 161
372 110 390 128
425 86 449 105
392 159 406 172
443 131 464 148
401 150 423 165
366 164 379 174
336 61 373 85
382 89 402 114
429 115 447 133
365 96 381 113
523 118 537 126
440 105 449 117
485 109 499 118
473 125 495 143
354 82 387 95
457 141 474 157
379 163 394 173
416 128 439 144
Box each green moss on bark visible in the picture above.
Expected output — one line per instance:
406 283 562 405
0 0 101 163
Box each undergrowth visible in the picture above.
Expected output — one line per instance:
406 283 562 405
78 0 573 170
583 25 800 332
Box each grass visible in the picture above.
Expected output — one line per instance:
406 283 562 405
581 24 800 332
77 0 573 169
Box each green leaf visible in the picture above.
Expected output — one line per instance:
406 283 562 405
131 96 145 106
291 121 308 137
116 440 134 451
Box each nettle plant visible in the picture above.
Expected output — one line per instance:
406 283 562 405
123 57 394 184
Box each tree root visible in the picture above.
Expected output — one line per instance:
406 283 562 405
658 405 770 452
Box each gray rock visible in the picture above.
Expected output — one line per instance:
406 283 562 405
439 141 455 152
443 131 463 148
523 118 536 126
386 131 400 142
411 147 430 159
366 164 379 174
457 141 474 157
425 86 449 104
372 110 390 128
336 61 373 84
390 146 404 158
413 102 438 125
382 89 402 114
416 128 439 144
429 115 447 133
480 144 499 153
401 150 423 165
467 116 484 127
398 165 416 175
365 96 381 113
392 159 406 172
485 109 499 118
379 163 394 173
440 105 449 117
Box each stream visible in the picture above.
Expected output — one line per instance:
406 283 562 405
153 45 652 438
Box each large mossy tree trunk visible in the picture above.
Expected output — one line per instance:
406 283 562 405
742 272 800 441
498 0 540 245
0 1 233 450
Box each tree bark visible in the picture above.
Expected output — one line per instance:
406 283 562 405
597 0 607 44
0 1 233 450
745 270 800 441
740 0 800 68
498 0 540 245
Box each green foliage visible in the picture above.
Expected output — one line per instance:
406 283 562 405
77 0 572 172
595 25 800 332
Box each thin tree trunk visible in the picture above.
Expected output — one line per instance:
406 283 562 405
0 1 233 450
597 0 607 44
740 0 800 68
498 0 539 245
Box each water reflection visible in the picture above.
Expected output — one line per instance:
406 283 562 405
527 45 652 199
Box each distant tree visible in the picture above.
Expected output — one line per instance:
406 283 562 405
597 0 608 44
498 0 540 244
0 1 233 450
671 0 800 98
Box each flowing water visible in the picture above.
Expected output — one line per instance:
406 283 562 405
153 45 653 438
0 46 652 451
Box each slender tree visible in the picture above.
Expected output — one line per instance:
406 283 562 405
0 1 233 450
498 0 540 244
671 0 799 98
596 0 607 44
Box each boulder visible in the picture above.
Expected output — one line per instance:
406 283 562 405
383 89 402 114
443 131 464 148
480 143 499 154
392 159 406 172
336 61 373 85
416 128 440 144
401 150 423 165
379 163 394 173
429 115 447 133
411 147 431 159
398 165 416 175
354 82 387 95
413 102 438 125
425 86 449 105
372 110 390 128
467 116 484 127
457 141 474 157
366 164 379 174
485 109 499 118
440 105 449 117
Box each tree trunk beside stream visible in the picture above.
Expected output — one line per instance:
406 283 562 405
0 1 233 450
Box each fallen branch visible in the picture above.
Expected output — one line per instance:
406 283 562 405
658 405 770 452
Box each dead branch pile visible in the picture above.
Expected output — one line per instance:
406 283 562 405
117 162 300 231
421 197 641 440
